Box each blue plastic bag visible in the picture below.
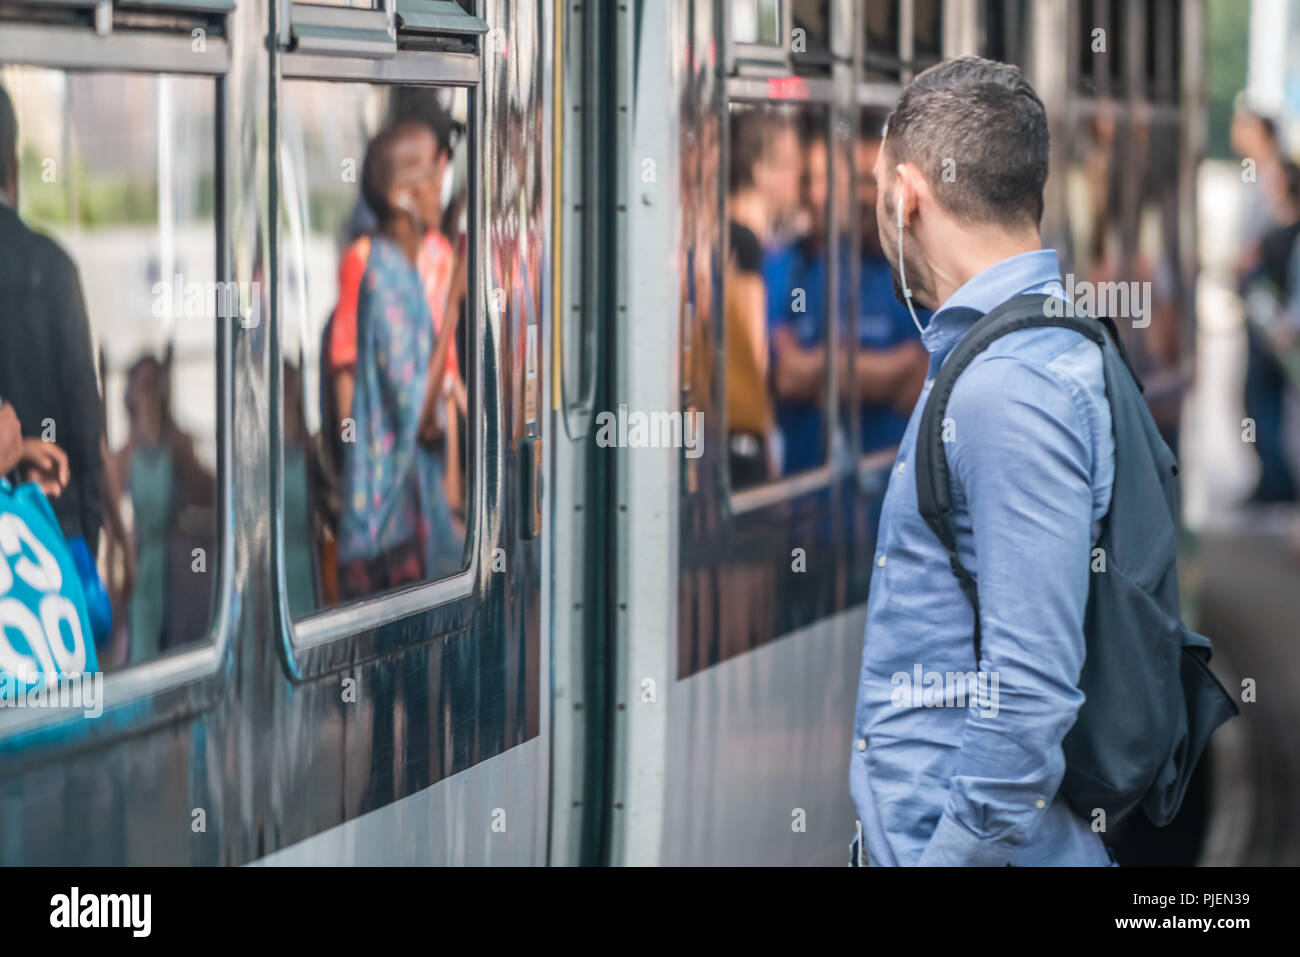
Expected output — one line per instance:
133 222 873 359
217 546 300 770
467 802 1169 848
66 535 112 651
0 479 99 698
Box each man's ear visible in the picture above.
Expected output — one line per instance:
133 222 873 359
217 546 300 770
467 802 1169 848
893 162 929 227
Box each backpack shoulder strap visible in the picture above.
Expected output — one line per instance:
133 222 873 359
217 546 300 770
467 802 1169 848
914 293 1111 666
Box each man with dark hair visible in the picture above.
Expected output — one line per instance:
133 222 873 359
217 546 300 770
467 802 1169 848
849 57 1116 866
0 84 105 556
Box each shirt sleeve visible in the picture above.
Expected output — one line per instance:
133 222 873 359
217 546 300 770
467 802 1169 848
916 354 1096 866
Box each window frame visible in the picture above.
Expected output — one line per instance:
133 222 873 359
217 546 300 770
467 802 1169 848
727 0 794 74
269 11 488 681
0 1 237 743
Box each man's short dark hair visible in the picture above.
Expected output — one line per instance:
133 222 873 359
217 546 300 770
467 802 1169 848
884 55 1049 228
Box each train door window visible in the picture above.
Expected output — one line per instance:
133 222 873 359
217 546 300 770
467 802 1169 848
862 0 901 83
724 100 832 492
278 80 472 619
850 106 928 461
1 63 222 674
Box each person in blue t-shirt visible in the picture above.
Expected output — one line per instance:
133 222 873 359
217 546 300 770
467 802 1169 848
765 126 928 476
764 219 829 476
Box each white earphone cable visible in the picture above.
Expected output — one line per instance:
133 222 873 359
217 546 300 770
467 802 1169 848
897 196 925 336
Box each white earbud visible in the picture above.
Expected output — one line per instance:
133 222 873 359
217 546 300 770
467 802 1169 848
896 192 925 335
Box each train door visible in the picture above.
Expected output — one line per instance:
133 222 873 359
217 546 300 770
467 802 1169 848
600 0 946 866
261 0 553 864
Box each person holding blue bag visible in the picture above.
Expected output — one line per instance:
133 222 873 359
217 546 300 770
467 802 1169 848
1 85 113 654
0 400 98 694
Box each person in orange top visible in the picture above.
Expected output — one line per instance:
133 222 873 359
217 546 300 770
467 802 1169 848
327 117 469 518
329 228 463 422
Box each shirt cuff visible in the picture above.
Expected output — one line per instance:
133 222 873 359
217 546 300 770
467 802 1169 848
916 811 1017 867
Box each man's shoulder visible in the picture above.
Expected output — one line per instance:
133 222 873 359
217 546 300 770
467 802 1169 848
946 325 1107 432
959 320 1106 400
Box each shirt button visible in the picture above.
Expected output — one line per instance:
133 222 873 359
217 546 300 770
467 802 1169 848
856 738 867 752
897 461 906 474
1035 799 1046 810
877 554 887 568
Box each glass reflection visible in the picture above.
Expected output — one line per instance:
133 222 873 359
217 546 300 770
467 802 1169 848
0 67 219 673
725 102 819 489
849 109 928 456
279 82 470 617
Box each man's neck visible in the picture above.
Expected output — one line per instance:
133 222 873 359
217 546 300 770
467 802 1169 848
924 224 1043 308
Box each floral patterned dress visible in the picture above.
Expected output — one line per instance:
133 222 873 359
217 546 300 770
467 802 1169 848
338 235 458 597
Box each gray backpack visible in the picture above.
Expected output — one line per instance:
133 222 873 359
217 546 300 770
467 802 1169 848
915 293 1238 827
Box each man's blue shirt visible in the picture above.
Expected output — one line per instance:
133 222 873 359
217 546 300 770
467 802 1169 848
849 249 1117 866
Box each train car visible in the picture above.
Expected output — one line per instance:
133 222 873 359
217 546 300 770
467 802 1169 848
0 0 1206 866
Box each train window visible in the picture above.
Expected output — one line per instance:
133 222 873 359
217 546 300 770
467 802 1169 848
1077 0 1100 95
1 65 221 671
297 0 377 7
732 0 784 47
981 0 1029 69
1106 0 1125 94
851 106 928 458
278 80 471 618
724 101 831 490
1077 0 1125 98
862 0 901 82
790 0 831 74
1145 0 1180 104
911 0 944 71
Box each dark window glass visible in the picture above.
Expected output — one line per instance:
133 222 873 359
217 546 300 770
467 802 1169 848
863 0 901 82
1078 0 1101 95
982 0 1029 69
791 0 831 73
912 0 944 69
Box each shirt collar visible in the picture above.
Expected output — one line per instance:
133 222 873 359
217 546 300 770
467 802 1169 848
920 248 1064 358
